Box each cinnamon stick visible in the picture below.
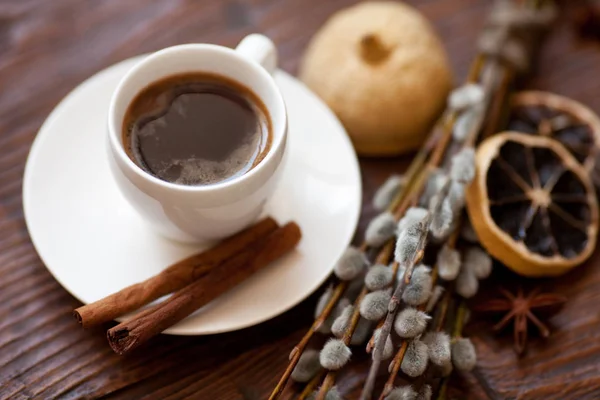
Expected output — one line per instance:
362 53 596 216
107 221 301 355
74 217 278 328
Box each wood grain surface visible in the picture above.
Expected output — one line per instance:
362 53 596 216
1 0 600 399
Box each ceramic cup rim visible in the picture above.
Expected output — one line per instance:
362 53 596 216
107 43 287 195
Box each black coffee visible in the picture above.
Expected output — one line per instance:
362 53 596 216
123 72 271 186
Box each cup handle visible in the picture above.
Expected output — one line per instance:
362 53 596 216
235 34 277 75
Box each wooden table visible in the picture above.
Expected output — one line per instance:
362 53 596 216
2 1 600 399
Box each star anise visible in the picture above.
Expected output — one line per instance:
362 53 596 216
474 287 566 354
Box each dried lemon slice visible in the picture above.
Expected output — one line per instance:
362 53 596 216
466 132 598 277
508 91 600 171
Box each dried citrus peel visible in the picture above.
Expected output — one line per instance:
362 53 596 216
466 132 598 277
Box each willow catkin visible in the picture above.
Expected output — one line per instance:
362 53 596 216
402 265 433 306
385 385 417 400
451 338 477 371
394 307 430 338
395 230 421 265
365 212 397 247
437 245 461 281
420 169 447 207
448 180 466 212
307 386 342 400
464 246 493 279
291 349 321 382
448 83 485 111
320 339 351 370
453 103 485 142
401 339 429 377
373 175 405 211
423 332 451 367
429 197 453 239
317 296 350 334
364 264 394 291
360 289 391 321
314 285 333 318
331 305 353 339
450 147 476 184
456 268 479 299
398 207 429 232
334 246 369 281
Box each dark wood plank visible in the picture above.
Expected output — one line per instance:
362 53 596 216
1 0 600 399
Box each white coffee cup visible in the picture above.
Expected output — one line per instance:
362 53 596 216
107 34 287 243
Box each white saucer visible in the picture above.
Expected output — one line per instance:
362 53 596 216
23 56 361 335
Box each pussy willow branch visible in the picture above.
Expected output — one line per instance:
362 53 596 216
376 60 517 400
359 53 494 400
316 134 452 400
269 123 440 400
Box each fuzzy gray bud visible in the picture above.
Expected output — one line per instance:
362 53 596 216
394 307 430 338
401 339 429 377
331 305 353 339
453 103 485 142
451 338 477 371
320 339 351 370
450 148 476 184
291 349 321 382
360 290 391 321
456 268 478 298
464 247 492 279
307 386 342 400
366 212 397 247
417 384 432 400
448 181 466 213
374 175 404 211
425 285 444 313
437 245 461 281
365 264 394 291
334 246 368 281
448 84 485 111
395 231 421 265
350 318 373 345
317 296 349 334
315 285 333 318
429 197 453 239
423 332 451 367
385 386 417 400
373 328 394 360
420 169 448 207
397 207 429 232
402 265 433 306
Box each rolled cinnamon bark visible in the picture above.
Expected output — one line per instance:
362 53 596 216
74 217 278 328
107 221 301 355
